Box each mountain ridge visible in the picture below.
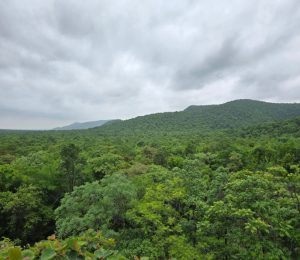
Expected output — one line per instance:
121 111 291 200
92 99 300 134
53 119 119 130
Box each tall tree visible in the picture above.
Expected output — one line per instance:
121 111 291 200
60 144 81 192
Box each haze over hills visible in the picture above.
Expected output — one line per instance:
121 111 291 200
93 99 300 134
53 119 119 130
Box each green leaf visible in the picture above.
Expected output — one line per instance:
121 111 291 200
21 249 35 260
94 248 114 258
40 248 56 260
66 250 84 259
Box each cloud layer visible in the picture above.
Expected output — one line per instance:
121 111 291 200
0 0 300 129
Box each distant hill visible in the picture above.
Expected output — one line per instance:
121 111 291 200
93 99 300 134
54 119 119 130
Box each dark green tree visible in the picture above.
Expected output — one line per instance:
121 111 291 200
0 185 52 245
60 143 81 192
55 174 137 238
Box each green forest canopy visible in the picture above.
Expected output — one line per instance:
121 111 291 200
0 99 300 259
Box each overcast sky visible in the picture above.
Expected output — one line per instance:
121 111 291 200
0 0 300 129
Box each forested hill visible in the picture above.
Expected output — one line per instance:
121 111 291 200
94 99 300 134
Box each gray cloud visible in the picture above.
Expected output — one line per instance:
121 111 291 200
0 0 300 129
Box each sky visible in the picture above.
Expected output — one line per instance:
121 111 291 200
0 0 300 129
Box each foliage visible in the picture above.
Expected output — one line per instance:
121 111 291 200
0 103 300 258
55 174 137 238
0 185 53 245
0 230 125 259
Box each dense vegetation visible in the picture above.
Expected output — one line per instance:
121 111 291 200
0 100 300 259
93 99 300 134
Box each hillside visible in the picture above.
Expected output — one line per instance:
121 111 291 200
94 99 300 134
235 116 300 138
53 119 119 130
